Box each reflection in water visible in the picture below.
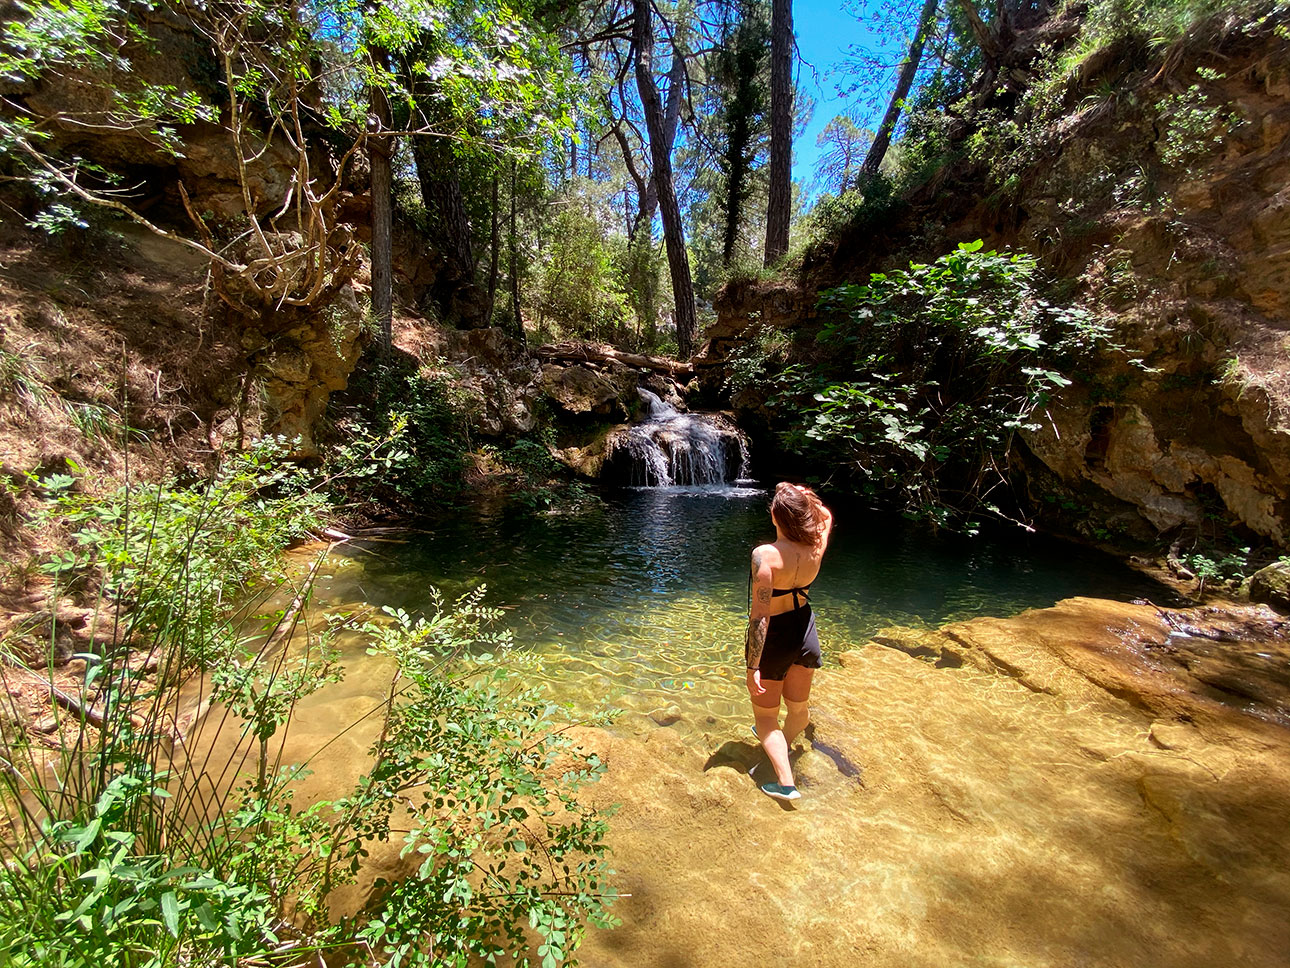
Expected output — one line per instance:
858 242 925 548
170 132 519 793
305 485 1174 731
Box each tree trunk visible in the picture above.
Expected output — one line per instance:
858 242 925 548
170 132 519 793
861 0 939 177
368 47 394 352
632 46 687 240
508 161 524 343
411 126 485 328
957 0 1003 64
633 0 698 360
534 342 695 378
720 6 768 266
763 0 793 266
486 171 499 326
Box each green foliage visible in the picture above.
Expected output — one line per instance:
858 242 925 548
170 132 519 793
62 400 147 445
778 242 1116 525
722 321 793 395
481 437 596 512
1071 0 1283 54
622 232 672 352
1157 74 1244 175
336 362 473 507
35 441 328 668
0 774 278 968
533 205 631 343
2 445 616 967
822 0 1286 246
0 343 52 410
0 0 218 230
800 175 901 253
1180 543 1254 599
352 596 618 966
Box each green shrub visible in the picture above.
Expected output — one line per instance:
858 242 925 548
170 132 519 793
533 207 631 344
2 446 617 967
1157 73 1244 176
35 440 328 668
335 361 473 508
777 241 1117 527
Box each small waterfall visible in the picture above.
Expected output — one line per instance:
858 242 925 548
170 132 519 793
602 389 747 487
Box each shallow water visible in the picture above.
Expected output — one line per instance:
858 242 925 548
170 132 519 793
304 484 1175 732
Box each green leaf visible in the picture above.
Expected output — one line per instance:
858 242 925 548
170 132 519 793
160 891 180 938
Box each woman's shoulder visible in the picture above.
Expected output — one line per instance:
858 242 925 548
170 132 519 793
751 542 782 568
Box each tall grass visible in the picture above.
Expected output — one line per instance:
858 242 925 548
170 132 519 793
0 439 616 966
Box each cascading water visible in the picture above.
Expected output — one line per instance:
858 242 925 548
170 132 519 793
602 389 748 486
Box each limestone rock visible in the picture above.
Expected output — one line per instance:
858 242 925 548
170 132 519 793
539 364 636 420
1249 559 1290 611
419 326 541 437
254 284 368 456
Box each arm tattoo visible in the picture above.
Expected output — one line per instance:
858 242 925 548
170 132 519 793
747 547 771 669
745 616 768 671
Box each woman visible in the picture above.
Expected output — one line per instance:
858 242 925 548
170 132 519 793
745 482 833 801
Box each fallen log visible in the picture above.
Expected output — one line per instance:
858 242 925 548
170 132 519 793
534 342 695 379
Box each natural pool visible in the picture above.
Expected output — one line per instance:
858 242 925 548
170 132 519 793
180 484 1290 968
305 483 1176 731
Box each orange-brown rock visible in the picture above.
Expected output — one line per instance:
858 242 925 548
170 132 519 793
569 597 1290 967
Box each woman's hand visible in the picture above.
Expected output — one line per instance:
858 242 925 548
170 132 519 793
746 667 764 697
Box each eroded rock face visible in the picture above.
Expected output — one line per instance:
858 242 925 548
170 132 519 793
246 285 368 456
539 363 638 420
969 46 1290 546
420 326 542 437
711 29 1290 549
566 597 1290 967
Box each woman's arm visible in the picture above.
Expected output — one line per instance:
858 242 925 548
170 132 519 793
745 545 775 695
819 506 834 547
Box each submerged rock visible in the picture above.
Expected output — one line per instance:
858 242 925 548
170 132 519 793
568 597 1290 967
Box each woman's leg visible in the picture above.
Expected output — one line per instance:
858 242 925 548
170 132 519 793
749 678 794 787
781 664 815 746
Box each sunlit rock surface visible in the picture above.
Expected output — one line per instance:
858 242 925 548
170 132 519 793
571 597 1290 967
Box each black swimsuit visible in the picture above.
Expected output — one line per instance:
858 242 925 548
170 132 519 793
750 584 822 681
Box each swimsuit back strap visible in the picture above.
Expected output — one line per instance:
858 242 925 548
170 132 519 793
771 583 812 608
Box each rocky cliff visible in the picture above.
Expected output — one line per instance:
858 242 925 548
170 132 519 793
708 13 1290 551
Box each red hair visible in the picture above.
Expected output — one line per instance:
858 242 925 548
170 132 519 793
771 482 828 546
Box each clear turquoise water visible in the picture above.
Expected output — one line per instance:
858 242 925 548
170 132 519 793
308 484 1175 728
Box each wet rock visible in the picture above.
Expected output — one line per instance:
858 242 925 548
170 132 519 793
649 704 682 727
1249 560 1290 612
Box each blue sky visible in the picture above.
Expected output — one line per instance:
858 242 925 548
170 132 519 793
790 0 890 196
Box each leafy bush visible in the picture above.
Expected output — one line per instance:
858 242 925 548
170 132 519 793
36 439 329 668
533 207 631 344
777 241 1116 527
800 176 900 255
352 596 617 965
335 361 473 508
722 322 794 396
1157 71 1244 175
2 448 617 967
